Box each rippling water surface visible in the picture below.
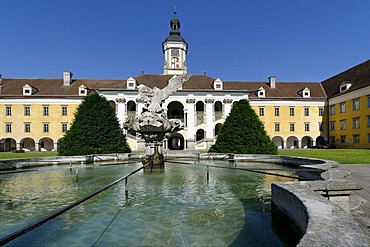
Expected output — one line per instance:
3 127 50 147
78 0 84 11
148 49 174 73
0 160 294 246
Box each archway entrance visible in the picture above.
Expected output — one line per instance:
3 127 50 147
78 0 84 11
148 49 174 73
0 138 16 152
316 136 326 147
167 133 185 150
272 136 284 149
21 138 36 151
39 137 54 151
301 136 313 148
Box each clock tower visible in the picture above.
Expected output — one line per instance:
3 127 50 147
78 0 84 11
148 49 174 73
162 9 188 75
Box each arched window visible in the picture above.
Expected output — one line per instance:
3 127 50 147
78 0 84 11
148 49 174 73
214 101 223 120
196 129 205 142
167 101 184 121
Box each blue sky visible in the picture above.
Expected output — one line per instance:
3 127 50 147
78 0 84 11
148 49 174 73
1 0 370 82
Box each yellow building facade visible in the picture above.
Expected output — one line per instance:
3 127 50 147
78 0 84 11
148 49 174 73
251 102 327 149
0 99 80 151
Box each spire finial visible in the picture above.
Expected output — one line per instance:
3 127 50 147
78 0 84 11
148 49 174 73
174 6 177 15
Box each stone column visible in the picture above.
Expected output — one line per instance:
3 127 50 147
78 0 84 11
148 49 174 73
186 98 196 149
53 142 58 151
35 143 40 152
205 98 214 149
16 142 21 151
223 98 233 118
115 97 126 128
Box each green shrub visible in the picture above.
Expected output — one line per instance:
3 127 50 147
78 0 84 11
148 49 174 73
58 93 131 156
209 99 277 154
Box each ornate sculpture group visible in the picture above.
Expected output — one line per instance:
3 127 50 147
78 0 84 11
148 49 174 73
123 74 191 143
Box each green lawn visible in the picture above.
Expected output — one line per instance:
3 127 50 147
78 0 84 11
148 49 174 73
0 149 369 164
0 152 58 160
278 149 370 164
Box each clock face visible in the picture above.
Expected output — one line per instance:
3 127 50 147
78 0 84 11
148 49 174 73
171 49 179 57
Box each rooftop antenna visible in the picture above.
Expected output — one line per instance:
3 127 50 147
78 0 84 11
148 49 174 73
174 6 177 15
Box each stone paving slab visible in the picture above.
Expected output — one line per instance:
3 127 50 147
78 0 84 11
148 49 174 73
336 164 370 243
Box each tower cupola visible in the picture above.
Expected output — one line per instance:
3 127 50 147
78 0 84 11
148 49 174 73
162 8 188 75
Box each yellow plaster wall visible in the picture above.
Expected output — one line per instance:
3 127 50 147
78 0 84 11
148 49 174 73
251 104 327 141
329 94 370 148
0 103 79 144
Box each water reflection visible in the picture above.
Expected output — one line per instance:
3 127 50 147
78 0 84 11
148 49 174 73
1 161 295 246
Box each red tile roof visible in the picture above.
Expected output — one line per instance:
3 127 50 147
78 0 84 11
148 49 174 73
0 74 327 99
321 59 370 98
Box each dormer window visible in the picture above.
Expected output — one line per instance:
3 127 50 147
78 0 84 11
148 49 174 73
79 85 87 96
302 87 310 98
340 81 352 92
23 84 38 96
257 87 265 98
127 77 136 89
213 78 223 90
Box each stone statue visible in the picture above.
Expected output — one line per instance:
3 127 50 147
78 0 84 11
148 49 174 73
124 74 191 169
124 74 191 143
137 74 191 114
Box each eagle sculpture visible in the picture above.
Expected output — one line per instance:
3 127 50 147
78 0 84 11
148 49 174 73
137 74 191 113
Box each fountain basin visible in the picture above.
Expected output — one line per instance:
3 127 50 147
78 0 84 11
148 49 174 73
0 160 294 246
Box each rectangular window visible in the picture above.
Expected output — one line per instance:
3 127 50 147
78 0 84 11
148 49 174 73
61 123 68 132
304 107 309 116
43 106 49 116
330 136 336 144
61 106 68 116
330 121 335 131
339 102 346 113
319 122 323 131
353 135 360 144
330 105 335 115
43 123 49 132
259 107 264 116
318 107 324 116
368 116 370 128
304 123 310 131
340 120 346 130
289 107 295 116
5 123 12 133
24 105 31 116
289 123 295 132
24 123 31 132
274 122 280 132
274 107 280 116
353 118 360 129
5 106 12 116
340 135 346 144
368 96 370 108
352 99 360 111
368 134 370 143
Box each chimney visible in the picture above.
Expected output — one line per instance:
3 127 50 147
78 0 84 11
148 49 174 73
0 74 2 96
268 76 276 88
63 71 73 86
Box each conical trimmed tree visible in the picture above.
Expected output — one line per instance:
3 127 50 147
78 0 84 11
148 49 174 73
209 99 277 154
58 93 131 156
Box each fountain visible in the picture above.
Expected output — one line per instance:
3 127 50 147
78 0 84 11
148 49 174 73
124 74 191 170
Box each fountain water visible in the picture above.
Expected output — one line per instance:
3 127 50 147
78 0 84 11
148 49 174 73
124 74 191 170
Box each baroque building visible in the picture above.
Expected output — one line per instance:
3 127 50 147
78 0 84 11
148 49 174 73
0 11 369 152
